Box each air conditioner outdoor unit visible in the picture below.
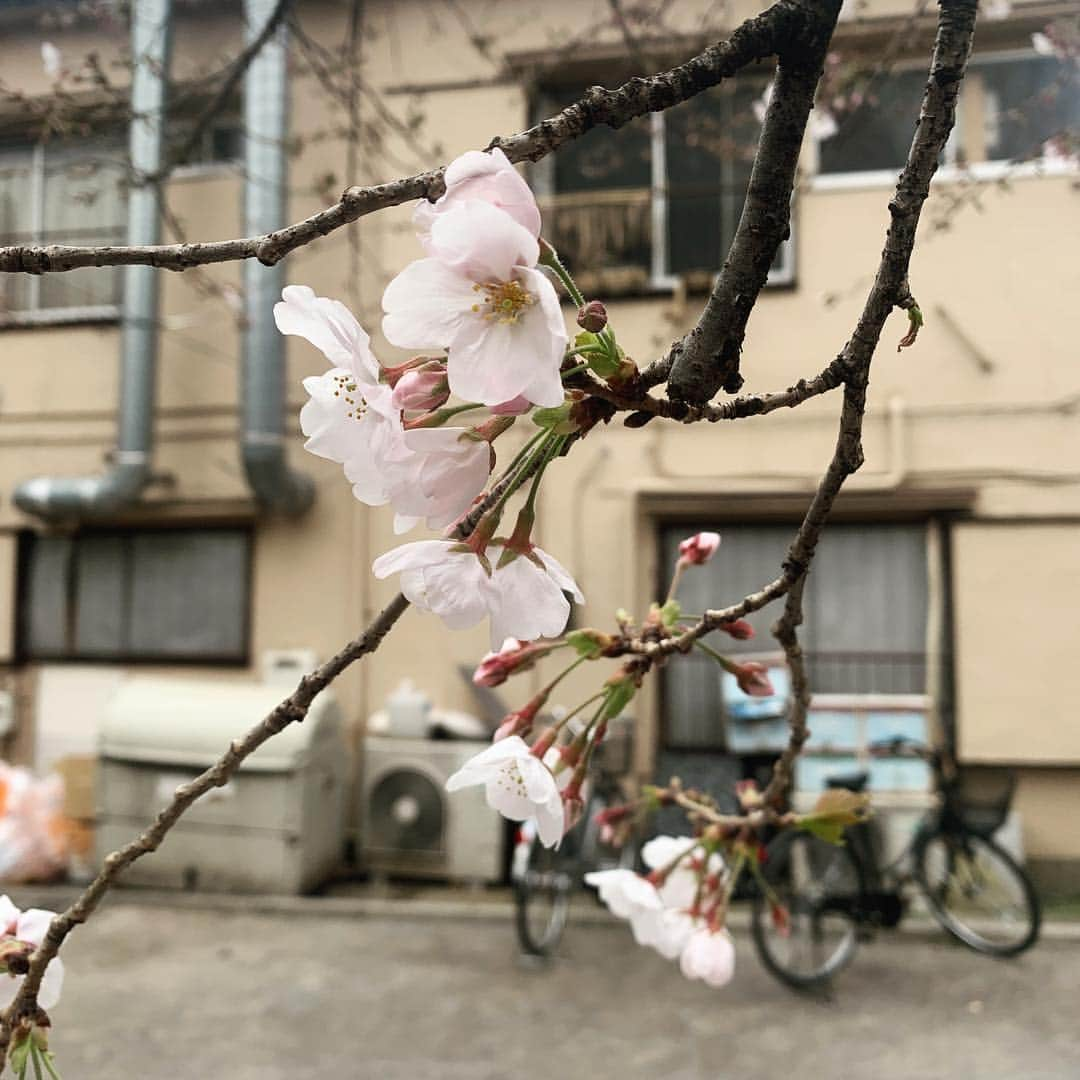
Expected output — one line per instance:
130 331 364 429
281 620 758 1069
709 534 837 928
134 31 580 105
358 736 502 884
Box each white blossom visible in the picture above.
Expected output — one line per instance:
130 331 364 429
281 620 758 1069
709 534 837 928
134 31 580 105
0 896 63 1011
445 736 564 847
584 869 663 921
414 147 541 240
372 539 583 647
382 201 567 409
40 42 62 80
679 927 736 989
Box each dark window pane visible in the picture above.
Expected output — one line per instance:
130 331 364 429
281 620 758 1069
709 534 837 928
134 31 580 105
22 536 72 656
819 69 928 174
979 55 1079 162
128 531 248 660
665 81 761 275
660 523 929 749
73 535 127 657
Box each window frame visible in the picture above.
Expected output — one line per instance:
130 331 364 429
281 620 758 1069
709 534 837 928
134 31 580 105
0 138 126 328
16 525 254 666
531 87 796 294
808 47 1077 191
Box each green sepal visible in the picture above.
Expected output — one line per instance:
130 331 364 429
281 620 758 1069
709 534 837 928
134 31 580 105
659 599 682 627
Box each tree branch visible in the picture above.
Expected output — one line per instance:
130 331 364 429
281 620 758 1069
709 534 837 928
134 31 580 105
0 0 814 276
666 0 842 401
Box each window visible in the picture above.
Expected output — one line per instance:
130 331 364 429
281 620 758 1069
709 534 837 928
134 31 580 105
974 53 1079 163
533 73 794 294
0 138 126 323
660 522 929 751
815 51 1078 178
817 68 929 176
19 528 251 663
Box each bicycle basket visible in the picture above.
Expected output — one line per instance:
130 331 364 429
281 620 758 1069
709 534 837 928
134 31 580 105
950 766 1016 836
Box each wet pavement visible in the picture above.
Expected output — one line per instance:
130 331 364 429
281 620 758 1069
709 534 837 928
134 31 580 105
30 897 1080 1079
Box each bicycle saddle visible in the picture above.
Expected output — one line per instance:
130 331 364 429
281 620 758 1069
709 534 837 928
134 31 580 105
825 771 870 793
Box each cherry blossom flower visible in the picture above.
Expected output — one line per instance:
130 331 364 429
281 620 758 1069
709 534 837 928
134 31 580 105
275 285 405 500
679 927 736 989
365 427 491 534
0 896 63 1011
487 548 583 647
382 201 567 409
414 147 541 239
633 907 700 959
678 531 721 566
584 869 663 922
372 539 583 647
445 736 563 846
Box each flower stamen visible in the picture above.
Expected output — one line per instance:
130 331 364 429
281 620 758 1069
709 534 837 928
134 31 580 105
470 279 536 325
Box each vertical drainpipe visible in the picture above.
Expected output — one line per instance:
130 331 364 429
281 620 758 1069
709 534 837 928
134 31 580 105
13 0 172 520
241 0 315 514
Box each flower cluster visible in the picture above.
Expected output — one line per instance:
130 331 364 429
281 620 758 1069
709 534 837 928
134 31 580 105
279 148 603 647
586 836 736 988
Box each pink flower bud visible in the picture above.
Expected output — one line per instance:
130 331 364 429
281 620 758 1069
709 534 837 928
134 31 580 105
678 531 721 566
380 356 431 387
392 367 450 411
719 618 754 640
473 637 551 687
562 790 585 833
733 661 775 698
491 395 532 416
576 300 608 333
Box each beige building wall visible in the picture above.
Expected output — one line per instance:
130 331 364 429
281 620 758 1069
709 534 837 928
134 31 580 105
0 0 1077 878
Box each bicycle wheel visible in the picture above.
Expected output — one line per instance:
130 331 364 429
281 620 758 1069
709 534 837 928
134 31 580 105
513 826 575 957
751 830 865 989
913 827 1041 956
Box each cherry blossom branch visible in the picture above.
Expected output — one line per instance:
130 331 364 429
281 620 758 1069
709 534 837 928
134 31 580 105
0 590 409 1063
0 0 826 276
570 355 846 425
667 0 843 401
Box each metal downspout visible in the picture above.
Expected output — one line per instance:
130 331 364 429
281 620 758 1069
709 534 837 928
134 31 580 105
241 0 314 514
13 0 172 520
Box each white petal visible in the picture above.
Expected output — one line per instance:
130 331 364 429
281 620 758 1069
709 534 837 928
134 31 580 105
38 956 64 1010
487 556 570 647
15 909 53 947
428 200 538 282
0 896 20 936
382 259 478 351
533 546 584 604
275 285 378 381
372 540 457 580
534 800 566 848
641 835 696 871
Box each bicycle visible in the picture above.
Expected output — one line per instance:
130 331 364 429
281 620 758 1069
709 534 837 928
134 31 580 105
512 720 637 957
751 736 1042 989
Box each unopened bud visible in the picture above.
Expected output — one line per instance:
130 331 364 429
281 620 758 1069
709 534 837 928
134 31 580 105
576 300 608 333
380 356 433 387
719 618 754 640
678 531 721 566
392 366 450 411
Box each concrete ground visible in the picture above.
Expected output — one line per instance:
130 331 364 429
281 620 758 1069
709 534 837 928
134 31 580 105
20 893 1080 1080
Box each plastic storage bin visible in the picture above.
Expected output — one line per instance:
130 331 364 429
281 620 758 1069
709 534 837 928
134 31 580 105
96 677 348 894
